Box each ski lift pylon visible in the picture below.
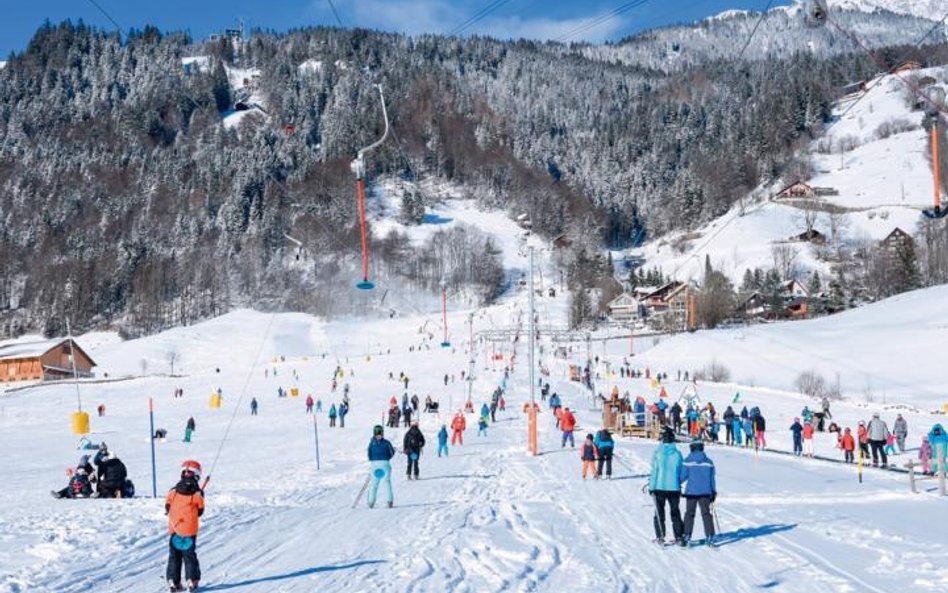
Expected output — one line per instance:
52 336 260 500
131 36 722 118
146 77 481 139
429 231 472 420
350 84 390 290
921 87 946 220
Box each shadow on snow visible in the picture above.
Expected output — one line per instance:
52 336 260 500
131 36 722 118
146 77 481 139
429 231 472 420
202 560 385 591
713 523 797 548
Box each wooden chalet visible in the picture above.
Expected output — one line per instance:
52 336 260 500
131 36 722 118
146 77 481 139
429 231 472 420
607 293 640 322
790 229 827 245
879 227 914 255
891 61 921 75
642 282 683 313
782 279 809 299
0 338 96 383
775 181 814 199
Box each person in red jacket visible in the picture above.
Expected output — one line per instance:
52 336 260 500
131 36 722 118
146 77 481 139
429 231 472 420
840 428 855 463
802 422 815 458
451 411 467 445
560 407 577 448
165 460 205 592
305 395 314 414
856 422 870 460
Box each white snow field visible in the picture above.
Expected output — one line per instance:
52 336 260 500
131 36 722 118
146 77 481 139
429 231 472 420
2 275 948 593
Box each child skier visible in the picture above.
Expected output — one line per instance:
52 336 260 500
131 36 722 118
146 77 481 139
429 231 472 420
802 421 815 457
581 434 599 479
790 418 804 456
165 460 205 592
328 404 337 427
841 427 855 463
477 414 489 437
366 425 395 508
451 412 466 445
884 432 897 456
919 435 932 474
305 395 314 414
437 425 449 457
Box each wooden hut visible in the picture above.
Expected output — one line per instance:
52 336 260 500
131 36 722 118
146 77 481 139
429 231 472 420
0 338 96 382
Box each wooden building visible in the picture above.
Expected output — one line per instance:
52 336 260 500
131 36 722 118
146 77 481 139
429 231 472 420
606 293 640 322
0 339 96 383
879 227 914 255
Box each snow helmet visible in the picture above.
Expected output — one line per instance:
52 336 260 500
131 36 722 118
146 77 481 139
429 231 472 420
373 424 384 436
181 460 202 480
661 428 676 444
690 439 704 452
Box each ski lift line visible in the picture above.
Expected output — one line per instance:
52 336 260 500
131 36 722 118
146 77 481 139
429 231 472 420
202 313 278 491
554 0 651 43
447 0 516 37
836 8 948 122
326 0 346 27
825 15 948 124
734 0 775 62
84 0 122 32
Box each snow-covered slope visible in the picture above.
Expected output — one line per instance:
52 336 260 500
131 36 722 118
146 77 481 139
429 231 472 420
828 0 946 22
629 64 946 285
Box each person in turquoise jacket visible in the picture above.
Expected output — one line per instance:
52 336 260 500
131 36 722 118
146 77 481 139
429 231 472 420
649 428 684 544
437 425 449 457
928 424 948 474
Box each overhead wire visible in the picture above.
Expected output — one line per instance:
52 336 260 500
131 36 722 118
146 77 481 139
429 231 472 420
326 0 346 28
734 0 775 62
554 0 651 43
447 0 516 37
84 0 122 32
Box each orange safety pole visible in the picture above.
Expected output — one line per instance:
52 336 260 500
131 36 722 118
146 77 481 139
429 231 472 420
528 403 538 456
934 123 942 209
356 178 371 286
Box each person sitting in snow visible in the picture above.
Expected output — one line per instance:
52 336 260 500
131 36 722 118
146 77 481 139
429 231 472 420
52 456 96 499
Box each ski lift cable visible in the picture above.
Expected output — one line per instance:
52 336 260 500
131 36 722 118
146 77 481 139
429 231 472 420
326 0 346 28
734 0 775 62
202 312 278 491
448 0 516 37
84 0 122 33
554 0 651 43
836 9 948 122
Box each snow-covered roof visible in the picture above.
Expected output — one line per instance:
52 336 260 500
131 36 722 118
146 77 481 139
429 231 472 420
0 339 67 360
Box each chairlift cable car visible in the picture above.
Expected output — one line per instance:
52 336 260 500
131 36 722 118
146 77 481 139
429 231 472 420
350 84 390 290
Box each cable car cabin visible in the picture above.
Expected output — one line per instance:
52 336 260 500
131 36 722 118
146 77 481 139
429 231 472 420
0 338 97 383
923 205 948 220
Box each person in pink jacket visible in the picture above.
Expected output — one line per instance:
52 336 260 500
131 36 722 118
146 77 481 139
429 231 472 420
919 435 932 474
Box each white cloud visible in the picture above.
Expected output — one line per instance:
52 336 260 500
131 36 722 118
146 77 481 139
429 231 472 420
320 0 629 42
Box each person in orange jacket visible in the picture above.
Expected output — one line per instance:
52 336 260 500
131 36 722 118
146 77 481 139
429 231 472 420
165 460 206 592
451 411 466 445
840 428 855 463
580 434 599 479
560 407 577 447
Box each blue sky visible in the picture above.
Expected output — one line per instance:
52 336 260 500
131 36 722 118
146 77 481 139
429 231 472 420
2 0 792 57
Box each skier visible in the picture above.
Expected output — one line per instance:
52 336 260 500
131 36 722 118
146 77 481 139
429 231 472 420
165 460 205 592
96 450 128 498
670 402 683 434
444 373 449 386
305 395 314 414
742 416 754 449
97 403 106 417
802 421 815 457
338 402 348 428
732 413 743 447
451 411 466 445
594 428 615 478
918 435 932 474
649 428 684 546
499 395 506 411
753 412 767 449
316 398 323 413
790 418 804 456
403 421 426 480
402 403 412 427
928 424 948 475
480 402 490 422
722 405 735 445
367 425 395 508
437 425 449 457
560 407 577 448
250 398 258 416
867 412 890 467
184 417 196 443
857 421 871 460
580 434 599 479
328 404 337 427
681 440 717 546
841 427 855 463
893 413 908 453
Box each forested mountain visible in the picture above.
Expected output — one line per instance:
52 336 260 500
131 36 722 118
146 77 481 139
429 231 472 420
0 6 945 337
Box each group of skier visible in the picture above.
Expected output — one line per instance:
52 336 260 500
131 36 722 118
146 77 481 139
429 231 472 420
649 428 718 547
52 443 132 499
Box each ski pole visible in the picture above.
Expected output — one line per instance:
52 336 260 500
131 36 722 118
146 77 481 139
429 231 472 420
352 473 372 509
711 501 722 535
650 492 665 542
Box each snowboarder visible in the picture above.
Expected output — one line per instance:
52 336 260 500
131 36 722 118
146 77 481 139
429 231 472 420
681 440 717 546
790 418 804 456
560 407 577 448
893 414 908 454
867 412 890 467
165 460 205 592
581 434 599 479
649 428 684 545
250 398 258 416
96 450 128 498
305 395 314 414
437 425 449 457
367 425 395 508
594 428 615 478
451 412 466 445
329 404 337 427
403 421 426 480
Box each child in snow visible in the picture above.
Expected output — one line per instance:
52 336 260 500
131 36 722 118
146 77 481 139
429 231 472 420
732 416 743 446
437 425 449 457
742 417 754 448
802 422 815 457
840 428 855 463
478 415 489 437
919 435 932 474
884 433 897 456
328 404 337 427
581 434 599 479
165 460 205 592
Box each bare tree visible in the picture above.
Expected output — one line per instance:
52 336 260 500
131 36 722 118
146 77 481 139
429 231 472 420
167 350 179 376
826 211 850 261
771 244 800 280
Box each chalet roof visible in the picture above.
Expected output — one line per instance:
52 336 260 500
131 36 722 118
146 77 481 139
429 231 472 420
644 281 684 301
775 180 812 196
608 293 638 308
882 227 911 242
0 338 96 366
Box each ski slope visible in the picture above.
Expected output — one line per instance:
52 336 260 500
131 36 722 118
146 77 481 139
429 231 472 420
2 279 948 592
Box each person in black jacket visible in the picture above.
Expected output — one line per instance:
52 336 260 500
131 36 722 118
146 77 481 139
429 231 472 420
722 406 736 445
403 421 426 480
96 451 128 498
670 402 683 434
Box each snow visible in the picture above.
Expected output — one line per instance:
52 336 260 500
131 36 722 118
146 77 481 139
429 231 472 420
827 0 948 22
3 259 948 592
181 56 210 73
0 61 6 70
298 59 323 74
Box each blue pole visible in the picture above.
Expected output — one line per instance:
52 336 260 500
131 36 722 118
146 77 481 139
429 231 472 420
148 397 157 498
313 414 321 470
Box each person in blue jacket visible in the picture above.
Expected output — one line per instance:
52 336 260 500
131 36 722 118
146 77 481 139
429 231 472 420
366 425 396 508
480 402 491 421
790 417 804 456
681 439 717 546
594 428 615 478
649 428 684 544
437 425 449 457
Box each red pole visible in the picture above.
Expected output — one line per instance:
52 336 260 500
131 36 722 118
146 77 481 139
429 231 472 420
356 179 371 286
